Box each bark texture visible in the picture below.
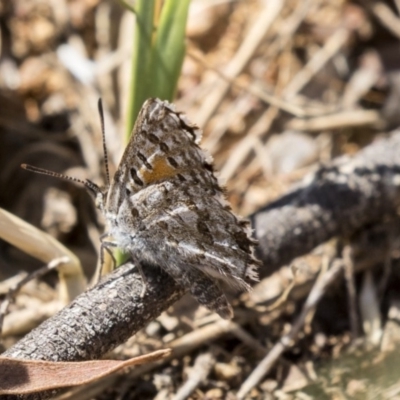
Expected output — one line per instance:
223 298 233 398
1 265 184 400
251 131 400 273
3 131 400 399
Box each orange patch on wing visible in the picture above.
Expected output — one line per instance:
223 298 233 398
140 155 179 184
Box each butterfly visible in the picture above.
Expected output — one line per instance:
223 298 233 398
23 99 260 319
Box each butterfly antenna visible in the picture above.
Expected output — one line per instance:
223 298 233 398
21 164 102 197
97 99 110 187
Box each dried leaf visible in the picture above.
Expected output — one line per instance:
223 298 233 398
0 349 170 395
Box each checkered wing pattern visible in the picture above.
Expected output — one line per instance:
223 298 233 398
103 99 260 319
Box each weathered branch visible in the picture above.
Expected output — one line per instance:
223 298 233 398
1 265 185 400
251 130 400 274
3 131 400 399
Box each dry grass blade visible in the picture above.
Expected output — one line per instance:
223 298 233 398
172 353 215 400
237 258 344 399
371 2 400 40
196 0 285 126
0 208 86 302
283 27 350 99
4 1 400 397
359 271 382 345
0 257 68 335
287 110 383 131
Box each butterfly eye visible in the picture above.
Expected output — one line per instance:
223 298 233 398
125 188 132 196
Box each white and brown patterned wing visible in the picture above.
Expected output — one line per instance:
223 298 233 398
107 98 259 292
106 98 259 288
131 179 260 290
105 98 204 215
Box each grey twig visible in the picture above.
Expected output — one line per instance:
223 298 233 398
3 131 400 399
343 245 360 340
2 264 185 400
172 353 215 400
251 130 400 274
237 259 345 400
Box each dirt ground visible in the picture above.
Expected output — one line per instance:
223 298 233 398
2 0 400 399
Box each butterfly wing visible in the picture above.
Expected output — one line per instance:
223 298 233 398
105 98 203 215
134 180 259 290
105 98 259 289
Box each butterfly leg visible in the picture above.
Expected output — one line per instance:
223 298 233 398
98 234 118 281
129 253 148 298
137 263 148 298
